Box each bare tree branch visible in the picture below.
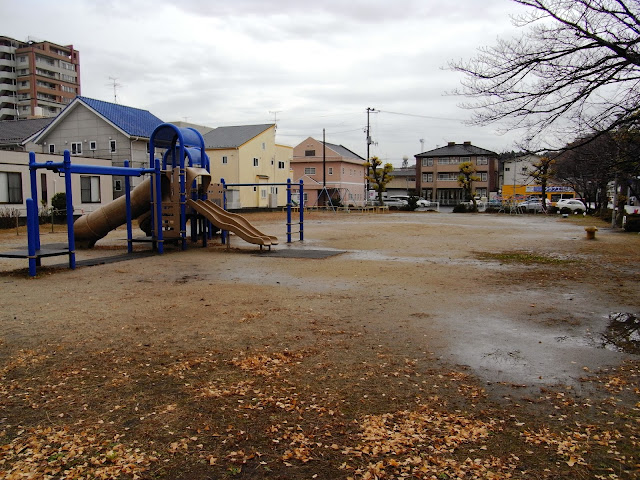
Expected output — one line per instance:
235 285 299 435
449 0 640 151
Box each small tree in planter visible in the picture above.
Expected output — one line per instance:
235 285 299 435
364 156 394 206
458 161 480 211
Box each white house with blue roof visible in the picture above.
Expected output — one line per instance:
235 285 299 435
34 96 164 197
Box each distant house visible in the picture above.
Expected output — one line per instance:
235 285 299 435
33 96 164 196
203 124 292 208
415 141 499 205
386 166 417 197
291 137 366 207
0 118 54 151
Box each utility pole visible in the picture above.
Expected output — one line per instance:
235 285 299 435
366 107 375 161
365 107 376 203
322 128 326 189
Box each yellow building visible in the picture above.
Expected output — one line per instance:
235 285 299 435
203 124 292 208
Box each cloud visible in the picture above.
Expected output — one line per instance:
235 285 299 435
1 0 528 163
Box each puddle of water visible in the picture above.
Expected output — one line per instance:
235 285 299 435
600 313 640 354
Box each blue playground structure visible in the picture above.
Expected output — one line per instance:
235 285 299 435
0 123 305 277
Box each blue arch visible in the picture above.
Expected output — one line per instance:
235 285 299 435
149 123 210 250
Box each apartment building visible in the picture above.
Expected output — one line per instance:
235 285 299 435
0 35 80 121
204 124 292 208
291 137 366 207
415 141 498 205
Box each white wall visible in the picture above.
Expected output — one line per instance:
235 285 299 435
0 150 116 217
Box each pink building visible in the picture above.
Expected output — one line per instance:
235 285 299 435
292 137 366 207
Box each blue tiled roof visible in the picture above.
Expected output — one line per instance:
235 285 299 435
77 96 163 138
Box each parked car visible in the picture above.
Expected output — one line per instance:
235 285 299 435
383 197 409 209
517 199 544 212
388 195 430 207
557 199 586 213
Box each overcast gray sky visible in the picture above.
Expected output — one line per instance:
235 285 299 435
3 0 529 165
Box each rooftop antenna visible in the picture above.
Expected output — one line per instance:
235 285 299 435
269 110 282 131
107 76 121 103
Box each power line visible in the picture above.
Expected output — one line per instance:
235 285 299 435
376 109 460 122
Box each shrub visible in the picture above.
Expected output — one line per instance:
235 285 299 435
624 214 640 232
453 203 469 213
51 192 67 218
406 195 420 211
0 207 20 229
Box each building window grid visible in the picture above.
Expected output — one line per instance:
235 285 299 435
71 142 82 155
80 176 101 203
304 167 316 175
437 173 459 181
253 157 259 167
222 156 228 164
0 172 23 204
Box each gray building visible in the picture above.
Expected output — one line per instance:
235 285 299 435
33 96 164 196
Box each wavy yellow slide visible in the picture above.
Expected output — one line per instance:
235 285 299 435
187 199 278 246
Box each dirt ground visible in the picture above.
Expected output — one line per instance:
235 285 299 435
0 210 638 479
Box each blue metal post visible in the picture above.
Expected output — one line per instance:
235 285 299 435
286 179 292 243
26 198 37 277
178 144 187 251
154 159 164 254
28 152 41 251
220 178 227 245
124 160 133 253
63 151 76 270
299 180 304 241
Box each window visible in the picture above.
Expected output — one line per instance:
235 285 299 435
521 166 528 173
0 172 23 204
342 167 345 174
260 189 267 199
270 187 278 194
253 157 259 167
18 56 27 63
41 173 48 204
477 156 488 165
422 173 433 182
48 144 55 154
421 158 433 167
480 172 488 181
114 179 122 192
328 167 333 175
71 142 82 155
109 140 116 153
304 150 315 156
80 176 101 203
89 141 97 151
222 156 228 164
262 142 266 150
505 167 511 172
304 167 316 175
437 173 458 181
278 161 285 169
